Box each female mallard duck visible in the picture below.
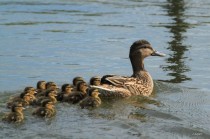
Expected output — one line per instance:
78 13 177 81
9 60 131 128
67 81 88 104
7 92 32 108
79 88 101 109
89 76 101 86
91 40 165 97
36 80 46 94
2 103 25 123
35 89 57 105
32 100 56 118
57 84 74 102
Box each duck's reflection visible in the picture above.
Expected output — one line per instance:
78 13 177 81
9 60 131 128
161 0 191 83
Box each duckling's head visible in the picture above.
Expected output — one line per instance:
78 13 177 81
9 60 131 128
129 40 165 59
37 80 46 90
88 88 100 98
76 81 88 92
41 100 54 109
11 103 25 112
72 76 85 86
45 89 57 97
20 92 32 101
46 82 59 90
89 76 101 86
61 84 73 94
24 86 36 92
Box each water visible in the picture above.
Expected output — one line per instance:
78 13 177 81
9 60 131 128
0 0 210 138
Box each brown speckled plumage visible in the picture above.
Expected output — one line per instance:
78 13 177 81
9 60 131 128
92 40 165 97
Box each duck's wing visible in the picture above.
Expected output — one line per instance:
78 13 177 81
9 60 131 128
92 76 148 97
91 75 137 98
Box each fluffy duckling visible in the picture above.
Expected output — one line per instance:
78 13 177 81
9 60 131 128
67 81 88 104
72 77 85 86
32 100 56 118
35 89 57 105
46 81 59 90
80 88 101 109
2 103 25 123
7 92 32 108
36 80 46 94
36 81 58 97
24 87 37 102
89 76 101 86
8 86 36 102
57 84 74 102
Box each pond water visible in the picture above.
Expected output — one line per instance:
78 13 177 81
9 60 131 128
0 0 210 138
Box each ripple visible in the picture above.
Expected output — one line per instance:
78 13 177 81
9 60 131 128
98 24 135 28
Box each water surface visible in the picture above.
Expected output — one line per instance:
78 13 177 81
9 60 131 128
1 0 210 138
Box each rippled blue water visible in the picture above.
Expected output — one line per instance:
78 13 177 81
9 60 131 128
0 0 210 138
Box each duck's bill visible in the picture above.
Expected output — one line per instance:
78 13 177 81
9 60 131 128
151 50 166 57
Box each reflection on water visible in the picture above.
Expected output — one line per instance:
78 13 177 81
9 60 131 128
161 0 192 83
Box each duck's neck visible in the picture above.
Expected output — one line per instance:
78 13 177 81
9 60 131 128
130 56 146 76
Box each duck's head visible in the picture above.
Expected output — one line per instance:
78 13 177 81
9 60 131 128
61 84 73 94
88 88 100 98
72 76 85 86
76 81 88 92
20 92 33 102
41 100 54 109
129 40 165 59
11 103 25 113
46 82 59 90
129 40 165 72
37 80 46 90
45 89 57 97
89 76 101 86
24 86 37 94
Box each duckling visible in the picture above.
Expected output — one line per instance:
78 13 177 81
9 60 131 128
36 80 46 94
80 88 101 109
72 76 85 86
46 81 59 90
32 100 56 118
35 89 57 105
67 81 88 104
91 40 165 97
8 86 36 103
57 84 74 102
7 92 32 108
36 81 58 97
89 76 101 86
2 103 25 123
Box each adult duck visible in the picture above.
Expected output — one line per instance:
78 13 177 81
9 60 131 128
91 40 165 97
